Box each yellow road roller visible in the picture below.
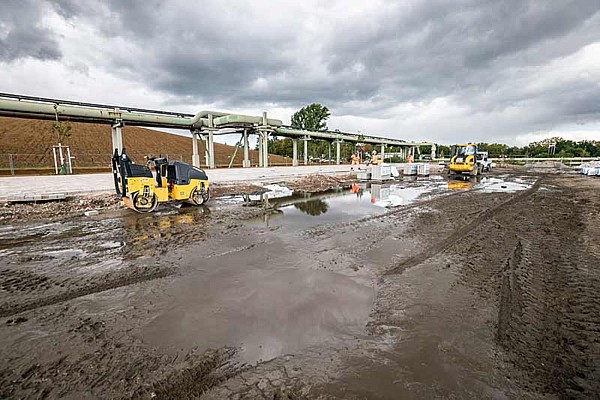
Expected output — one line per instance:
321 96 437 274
112 148 209 213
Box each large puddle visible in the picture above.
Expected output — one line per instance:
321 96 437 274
141 246 374 364
264 180 448 228
139 176 538 364
240 174 534 229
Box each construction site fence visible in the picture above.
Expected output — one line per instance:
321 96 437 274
0 153 351 175
435 157 599 165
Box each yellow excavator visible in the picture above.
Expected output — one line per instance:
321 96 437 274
112 148 210 213
448 143 491 176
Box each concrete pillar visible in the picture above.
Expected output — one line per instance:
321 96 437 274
381 144 385 162
262 131 269 168
191 130 200 167
201 134 209 168
304 138 308 165
261 112 269 168
243 129 250 168
207 114 215 168
111 124 123 154
292 139 298 167
258 132 263 167
431 144 436 159
208 130 215 169
336 141 341 164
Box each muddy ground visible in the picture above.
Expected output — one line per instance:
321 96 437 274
0 168 599 399
0 174 355 223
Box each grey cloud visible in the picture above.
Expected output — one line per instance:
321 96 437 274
323 0 600 108
40 0 600 116
3 0 600 142
0 0 62 61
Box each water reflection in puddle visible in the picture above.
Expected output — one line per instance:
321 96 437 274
251 175 536 228
256 179 449 228
447 175 534 192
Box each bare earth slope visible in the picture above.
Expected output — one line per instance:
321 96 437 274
0 116 289 170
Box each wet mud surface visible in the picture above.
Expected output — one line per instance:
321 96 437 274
1 170 599 399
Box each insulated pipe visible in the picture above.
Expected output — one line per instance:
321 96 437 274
212 114 282 127
0 97 431 147
0 98 195 129
0 98 285 131
0 92 195 117
274 127 431 147
0 95 435 155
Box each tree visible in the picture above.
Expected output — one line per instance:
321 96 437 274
291 103 330 131
478 142 509 157
52 104 72 144
294 199 329 216
437 145 452 158
52 122 72 144
267 136 293 157
51 105 73 174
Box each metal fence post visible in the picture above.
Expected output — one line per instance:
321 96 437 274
8 154 14 175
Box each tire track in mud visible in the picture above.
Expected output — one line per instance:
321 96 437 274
0 267 174 319
385 178 541 275
132 348 241 399
494 193 600 397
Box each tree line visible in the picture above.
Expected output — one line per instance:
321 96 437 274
437 138 600 158
263 103 599 160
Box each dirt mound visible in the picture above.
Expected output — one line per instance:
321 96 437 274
525 160 573 173
287 174 355 192
0 117 290 171
0 193 121 223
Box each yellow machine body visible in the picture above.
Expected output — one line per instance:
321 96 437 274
112 150 210 213
449 143 482 176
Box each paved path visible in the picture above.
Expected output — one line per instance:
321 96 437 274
0 165 354 202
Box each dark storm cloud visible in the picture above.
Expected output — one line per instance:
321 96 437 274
3 0 600 137
0 0 62 61
45 0 296 101
322 1 600 112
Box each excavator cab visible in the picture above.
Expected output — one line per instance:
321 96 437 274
112 148 210 213
449 143 485 176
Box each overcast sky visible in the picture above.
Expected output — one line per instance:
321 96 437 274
1 0 599 145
